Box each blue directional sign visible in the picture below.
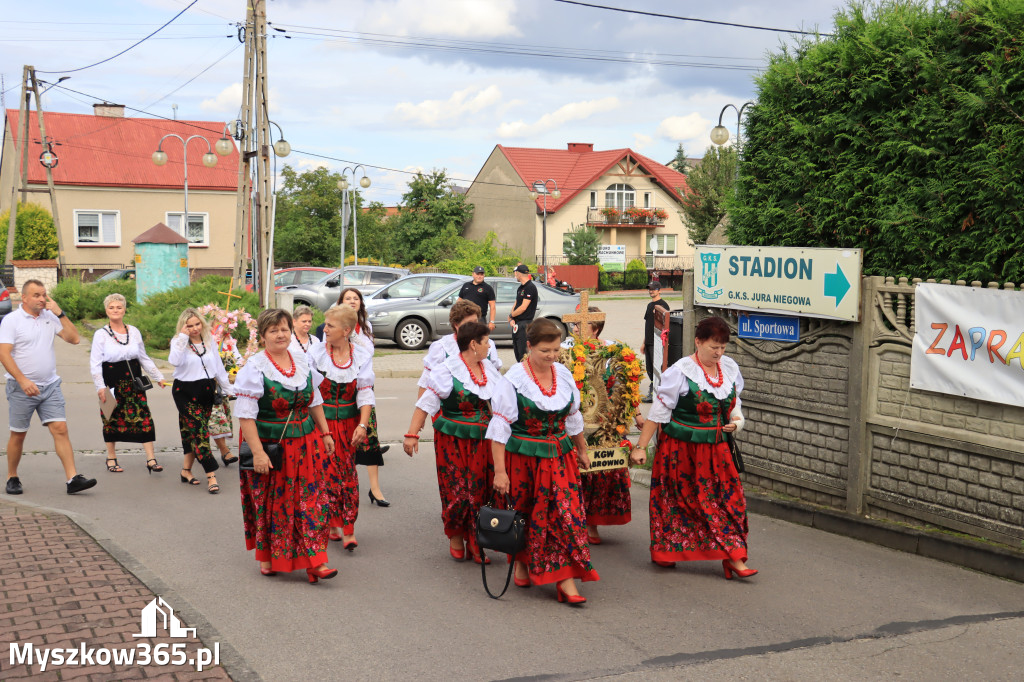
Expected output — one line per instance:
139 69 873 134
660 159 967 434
737 314 800 342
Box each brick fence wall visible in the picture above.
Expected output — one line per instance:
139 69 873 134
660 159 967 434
684 273 1024 547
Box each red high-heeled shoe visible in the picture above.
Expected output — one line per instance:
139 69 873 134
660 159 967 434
723 560 758 580
306 565 338 584
471 551 491 565
449 544 466 561
260 566 276 577
513 574 531 588
556 584 586 605
344 539 358 552
329 530 343 542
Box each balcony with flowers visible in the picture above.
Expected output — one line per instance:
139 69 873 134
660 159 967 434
587 206 669 227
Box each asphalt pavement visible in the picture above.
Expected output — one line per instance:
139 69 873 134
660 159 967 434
3 295 1024 680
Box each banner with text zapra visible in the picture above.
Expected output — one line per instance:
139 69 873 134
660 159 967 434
910 283 1024 408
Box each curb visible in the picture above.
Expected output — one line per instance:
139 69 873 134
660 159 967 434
626 470 1023 584
4 497 262 682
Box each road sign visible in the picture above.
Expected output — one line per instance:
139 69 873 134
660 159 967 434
737 313 800 342
695 245 863 321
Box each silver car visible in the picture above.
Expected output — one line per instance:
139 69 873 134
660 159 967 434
364 273 468 309
282 265 409 311
367 277 580 350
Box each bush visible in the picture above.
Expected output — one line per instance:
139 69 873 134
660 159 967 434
126 276 260 350
598 266 623 291
0 204 58 260
624 258 648 289
563 223 601 265
51 278 137 321
431 231 524 275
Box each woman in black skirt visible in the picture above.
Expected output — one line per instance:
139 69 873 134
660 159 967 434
89 293 167 473
168 308 233 494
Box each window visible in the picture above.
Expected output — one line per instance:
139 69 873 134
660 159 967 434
495 281 519 302
383 278 425 298
369 271 396 285
643 192 652 208
646 234 677 256
298 270 327 285
342 270 365 285
426 276 456 293
604 184 635 211
589 191 597 209
274 271 296 287
75 211 119 246
166 212 209 247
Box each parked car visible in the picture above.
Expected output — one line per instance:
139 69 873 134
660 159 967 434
0 276 11 320
95 268 135 282
245 266 335 292
282 265 410 311
364 273 468 309
367 277 580 350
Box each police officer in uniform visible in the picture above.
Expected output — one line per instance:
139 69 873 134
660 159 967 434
509 264 538 362
457 266 497 331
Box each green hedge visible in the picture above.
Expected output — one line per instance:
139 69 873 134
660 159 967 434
51 279 137 321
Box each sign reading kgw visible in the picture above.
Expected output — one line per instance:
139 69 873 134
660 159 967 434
584 447 629 473
695 245 863 322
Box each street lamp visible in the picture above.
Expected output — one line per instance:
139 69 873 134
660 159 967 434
336 165 371 284
152 134 220 244
528 179 560 280
710 101 754 180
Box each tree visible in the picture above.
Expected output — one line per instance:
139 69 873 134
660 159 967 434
392 169 474 263
671 143 688 174
273 165 345 266
726 0 1024 283
678 145 737 244
563 223 600 265
0 203 58 261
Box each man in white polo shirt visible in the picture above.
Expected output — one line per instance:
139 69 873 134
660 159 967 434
0 279 96 495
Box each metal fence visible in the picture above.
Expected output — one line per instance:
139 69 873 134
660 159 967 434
537 254 694 270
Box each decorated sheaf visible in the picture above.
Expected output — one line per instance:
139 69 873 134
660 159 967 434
559 337 644 460
197 304 259 382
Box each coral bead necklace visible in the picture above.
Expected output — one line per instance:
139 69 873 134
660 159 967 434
526 359 557 397
267 349 297 377
460 352 487 387
329 343 353 370
693 353 724 388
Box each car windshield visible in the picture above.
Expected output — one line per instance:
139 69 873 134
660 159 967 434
537 282 574 296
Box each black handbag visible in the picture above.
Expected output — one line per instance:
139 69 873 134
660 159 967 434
476 493 528 599
238 408 293 473
105 327 153 392
726 432 745 473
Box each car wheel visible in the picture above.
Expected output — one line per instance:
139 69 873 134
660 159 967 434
395 318 430 350
294 299 312 308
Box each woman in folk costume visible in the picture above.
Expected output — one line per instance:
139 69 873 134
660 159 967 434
308 305 374 551
630 315 757 579
208 322 241 467
489 319 598 606
289 305 321 357
403 321 500 565
235 308 338 584
417 298 502 396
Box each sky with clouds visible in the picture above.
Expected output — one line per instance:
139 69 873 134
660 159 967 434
2 0 843 205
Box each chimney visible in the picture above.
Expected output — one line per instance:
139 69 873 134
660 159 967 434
567 143 594 153
93 103 125 118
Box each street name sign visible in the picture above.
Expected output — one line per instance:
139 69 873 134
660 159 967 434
694 245 863 322
737 313 800 342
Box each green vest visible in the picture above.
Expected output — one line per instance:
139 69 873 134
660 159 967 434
318 375 359 421
507 392 574 458
255 373 317 440
662 377 736 444
434 377 491 439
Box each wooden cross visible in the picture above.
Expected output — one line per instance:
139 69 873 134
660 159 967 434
561 290 606 338
217 278 243 311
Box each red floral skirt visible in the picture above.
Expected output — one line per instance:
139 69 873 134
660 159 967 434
505 449 599 586
580 468 631 526
239 430 330 572
325 415 360 533
434 431 492 553
649 436 749 564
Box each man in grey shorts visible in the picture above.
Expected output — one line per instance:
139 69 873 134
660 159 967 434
0 279 96 495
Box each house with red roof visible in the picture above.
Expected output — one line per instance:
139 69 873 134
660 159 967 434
464 143 693 270
1 105 238 277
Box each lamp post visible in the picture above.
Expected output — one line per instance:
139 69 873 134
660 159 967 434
528 179 560 281
710 101 754 179
336 165 371 285
153 133 232 244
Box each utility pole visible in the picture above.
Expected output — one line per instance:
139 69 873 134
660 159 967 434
5 65 65 273
232 0 275 308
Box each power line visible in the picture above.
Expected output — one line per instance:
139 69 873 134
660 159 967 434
35 1 200 74
552 0 833 37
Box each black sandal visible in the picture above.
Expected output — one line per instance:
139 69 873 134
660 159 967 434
179 469 201 485
106 459 124 473
146 459 163 474
221 452 239 466
207 474 220 495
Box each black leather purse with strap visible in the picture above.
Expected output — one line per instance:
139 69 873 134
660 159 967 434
476 492 528 599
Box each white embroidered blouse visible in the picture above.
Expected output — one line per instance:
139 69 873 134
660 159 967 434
288 332 321 357
89 325 165 391
415 352 502 416
647 355 745 428
485 362 583 444
417 333 502 389
167 333 232 394
233 350 325 420
308 341 376 408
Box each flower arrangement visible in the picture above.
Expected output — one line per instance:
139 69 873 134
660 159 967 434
600 207 621 222
624 207 654 224
197 304 259 382
560 337 644 448
652 208 668 220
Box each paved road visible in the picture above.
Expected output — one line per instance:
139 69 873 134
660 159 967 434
4 294 1024 680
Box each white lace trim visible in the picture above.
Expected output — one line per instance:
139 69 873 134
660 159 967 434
504 362 576 412
443 353 500 401
246 351 313 391
310 343 371 384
